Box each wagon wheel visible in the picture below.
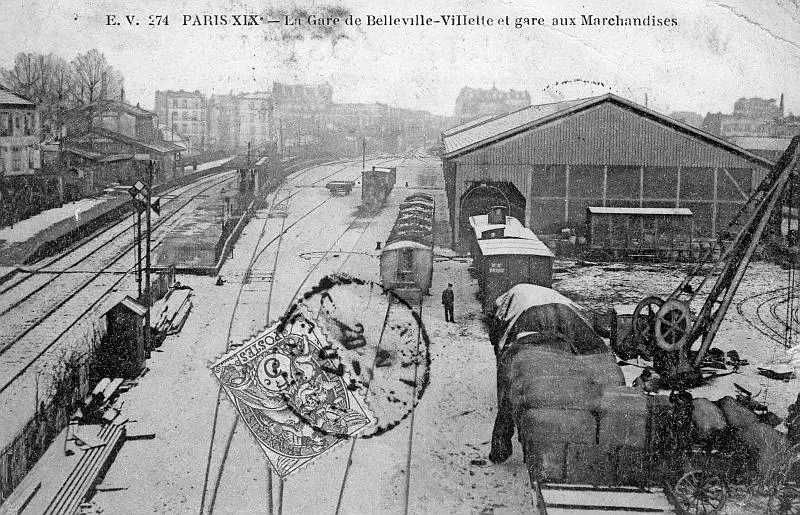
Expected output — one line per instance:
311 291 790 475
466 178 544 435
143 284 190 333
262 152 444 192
674 470 728 514
768 482 800 514
632 296 665 339
655 299 693 352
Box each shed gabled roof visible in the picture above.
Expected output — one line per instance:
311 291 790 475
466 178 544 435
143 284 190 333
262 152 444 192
441 93 775 168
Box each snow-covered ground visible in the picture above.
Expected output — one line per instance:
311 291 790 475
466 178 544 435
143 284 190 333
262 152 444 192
77 155 798 514
0 196 113 245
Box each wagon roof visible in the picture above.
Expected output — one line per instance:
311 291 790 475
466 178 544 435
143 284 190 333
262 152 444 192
476 238 554 257
382 240 431 252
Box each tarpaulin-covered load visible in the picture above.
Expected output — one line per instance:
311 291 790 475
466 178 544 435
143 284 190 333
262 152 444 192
490 285 626 483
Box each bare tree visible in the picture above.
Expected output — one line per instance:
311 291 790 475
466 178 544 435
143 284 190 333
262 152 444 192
70 49 123 106
0 52 42 101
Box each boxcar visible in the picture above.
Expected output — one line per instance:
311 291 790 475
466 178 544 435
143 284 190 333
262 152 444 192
361 167 395 208
469 208 555 312
380 194 434 295
585 207 694 260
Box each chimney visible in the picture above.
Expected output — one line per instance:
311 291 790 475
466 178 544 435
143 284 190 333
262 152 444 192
487 205 507 225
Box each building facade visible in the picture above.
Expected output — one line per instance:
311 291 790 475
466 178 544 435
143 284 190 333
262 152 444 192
154 90 207 153
0 87 40 177
207 92 273 152
453 85 530 123
703 95 797 140
442 94 774 245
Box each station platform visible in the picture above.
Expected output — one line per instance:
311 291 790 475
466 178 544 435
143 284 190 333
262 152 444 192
0 157 234 267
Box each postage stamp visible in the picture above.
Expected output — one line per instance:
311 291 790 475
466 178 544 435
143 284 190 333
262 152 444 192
211 312 372 478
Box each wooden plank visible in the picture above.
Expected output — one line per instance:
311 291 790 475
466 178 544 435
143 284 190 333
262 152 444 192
44 425 116 515
61 427 124 515
101 378 124 401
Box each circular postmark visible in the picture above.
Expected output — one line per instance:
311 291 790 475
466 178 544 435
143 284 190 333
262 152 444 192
278 273 431 438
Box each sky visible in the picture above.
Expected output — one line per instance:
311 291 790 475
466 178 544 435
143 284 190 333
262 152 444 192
1 0 799 118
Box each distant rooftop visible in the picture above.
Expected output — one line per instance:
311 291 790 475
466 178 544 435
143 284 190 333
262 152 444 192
0 86 34 107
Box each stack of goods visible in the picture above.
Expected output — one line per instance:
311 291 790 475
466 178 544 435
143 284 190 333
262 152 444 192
507 345 625 483
150 288 193 336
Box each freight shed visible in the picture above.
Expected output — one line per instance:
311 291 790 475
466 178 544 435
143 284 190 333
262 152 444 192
441 93 774 247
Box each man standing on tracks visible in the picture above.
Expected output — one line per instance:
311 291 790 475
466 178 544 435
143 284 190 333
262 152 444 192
442 283 455 323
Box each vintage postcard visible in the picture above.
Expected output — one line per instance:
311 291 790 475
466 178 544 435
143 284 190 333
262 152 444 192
1 1 799 514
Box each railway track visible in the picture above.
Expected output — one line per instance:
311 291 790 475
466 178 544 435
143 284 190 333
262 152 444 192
0 171 240 363
198 154 417 514
735 282 800 348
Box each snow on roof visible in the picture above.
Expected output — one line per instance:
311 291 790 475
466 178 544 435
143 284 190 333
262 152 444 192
469 214 554 257
476 238 553 257
441 113 498 137
587 207 693 216
442 93 775 167
0 87 34 106
443 97 590 154
729 136 793 152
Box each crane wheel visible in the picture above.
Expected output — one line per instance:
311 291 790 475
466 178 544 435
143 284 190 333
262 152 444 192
654 299 693 352
632 296 665 340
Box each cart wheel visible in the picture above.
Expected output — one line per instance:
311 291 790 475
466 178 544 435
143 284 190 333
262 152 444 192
632 296 665 339
674 470 727 514
768 482 800 514
655 299 693 352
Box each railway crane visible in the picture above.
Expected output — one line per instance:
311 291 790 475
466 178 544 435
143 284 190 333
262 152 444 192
619 135 800 385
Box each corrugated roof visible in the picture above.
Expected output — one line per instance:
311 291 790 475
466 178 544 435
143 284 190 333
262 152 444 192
441 114 498 137
587 207 693 216
443 97 590 154
729 136 793 152
0 87 34 106
441 93 775 168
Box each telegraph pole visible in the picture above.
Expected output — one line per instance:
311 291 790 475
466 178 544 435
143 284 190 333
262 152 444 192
144 160 153 351
135 204 142 299
362 135 366 170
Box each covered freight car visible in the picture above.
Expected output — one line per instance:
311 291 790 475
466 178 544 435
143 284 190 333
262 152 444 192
469 207 554 312
380 194 434 295
585 206 694 260
361 166 396 209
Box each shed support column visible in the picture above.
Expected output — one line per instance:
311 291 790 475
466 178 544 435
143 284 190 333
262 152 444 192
712 167 718 237
639 165 644 208
525 174 533 228
564 165 570 227
602 166 608 206
676 167 681 207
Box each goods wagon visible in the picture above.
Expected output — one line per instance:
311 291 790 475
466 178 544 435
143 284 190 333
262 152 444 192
586 206 694 260
490 285 796 515
362 166 396 209
380 194 434 295
469 206 554 312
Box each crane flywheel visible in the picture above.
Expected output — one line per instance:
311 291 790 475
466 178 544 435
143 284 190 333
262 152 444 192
654 299 693 352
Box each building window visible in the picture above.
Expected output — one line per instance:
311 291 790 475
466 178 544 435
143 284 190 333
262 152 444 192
14 115 20 132
24 114 32 136
0 113 9 137
28 148 34 168
172 99 178 108
12 147 22 171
